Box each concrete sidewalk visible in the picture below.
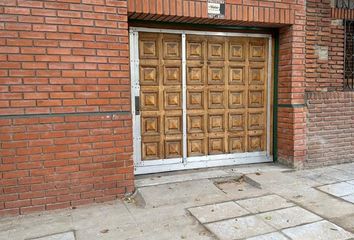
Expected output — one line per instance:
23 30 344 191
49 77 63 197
1 163 354 240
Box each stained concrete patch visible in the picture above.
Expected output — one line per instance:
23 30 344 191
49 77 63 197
342 194 354 204
214 179 268 200
135 169 237 187
188 201 249 223
246 232 289 240
318 182 354 197
330 213 354 234
29 231 75 240
258 206 322 230
236 195 294 214
205 215 275 240
282 220 354 240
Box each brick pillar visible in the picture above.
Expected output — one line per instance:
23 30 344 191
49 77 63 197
277 2 307 168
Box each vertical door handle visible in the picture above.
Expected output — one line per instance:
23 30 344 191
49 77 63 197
135 96 140 115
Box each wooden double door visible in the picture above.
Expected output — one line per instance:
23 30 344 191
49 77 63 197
136 31 270 166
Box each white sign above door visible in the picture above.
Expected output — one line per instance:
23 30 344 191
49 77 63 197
208 0 225 18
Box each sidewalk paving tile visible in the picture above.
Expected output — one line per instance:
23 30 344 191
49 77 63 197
347 180 354 185
30 231 75 240
188 201 249 223
342 194 354 204
236 195 295 214
322 169 354 182
9 211 73 240
205 215 275 240
258 206 322 230
138 179 227 208
246 232 289 240
282 220 354 240
318 182 354 197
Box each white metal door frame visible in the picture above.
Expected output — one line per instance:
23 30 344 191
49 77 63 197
130 27 273 175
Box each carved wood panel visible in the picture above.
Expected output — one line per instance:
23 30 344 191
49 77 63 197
186 35 268 156
139 32 182 160
139 32 269 161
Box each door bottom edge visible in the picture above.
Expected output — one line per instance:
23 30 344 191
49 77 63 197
134 156 273 175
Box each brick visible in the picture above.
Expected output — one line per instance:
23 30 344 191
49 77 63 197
61 56 84 62
18 15 44 23
22 62 48 69
33 24 58 32
58 10 81 18
34 40 59 47
46 32 71 40
45 17 70 25
47 48 71 55
0 46 19 53
31 8 56 16
4 7 30 15
23 92 48 99
46 202 71 211
44 2 69 10
71 18 94 26
58 25 82 33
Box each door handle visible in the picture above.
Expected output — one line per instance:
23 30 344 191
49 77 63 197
135 96 140 115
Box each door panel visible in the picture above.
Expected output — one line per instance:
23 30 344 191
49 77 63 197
186 35 268 157
186 35 207 157
139 32 182 161
138 32 269 162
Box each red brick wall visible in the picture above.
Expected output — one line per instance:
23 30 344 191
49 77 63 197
331 24 345 88
306 0 345 92
300 0 349 168
0 0 133 216
0 114 133 215
306 92 354 167
303 1 349 167
0 0 129 115
329 21 345 91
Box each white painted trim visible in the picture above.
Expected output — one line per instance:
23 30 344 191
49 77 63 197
181 32 187 164
137 151 266 167
130 27 273 175
136 157 183 167
135 155 273 175
187 151 268 162
131 30 142 166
